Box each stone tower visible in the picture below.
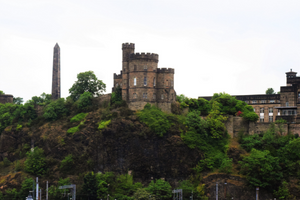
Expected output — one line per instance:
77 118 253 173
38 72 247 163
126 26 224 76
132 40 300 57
52 43 61 100
113 43 176 112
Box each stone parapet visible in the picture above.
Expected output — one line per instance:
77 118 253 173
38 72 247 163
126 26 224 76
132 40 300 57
0 95 13 104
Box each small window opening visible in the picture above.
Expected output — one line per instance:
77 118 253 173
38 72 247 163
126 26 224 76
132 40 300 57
144 77 147 86
134 77 137 86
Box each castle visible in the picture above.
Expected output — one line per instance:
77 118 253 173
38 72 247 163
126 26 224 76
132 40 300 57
112 43 176 112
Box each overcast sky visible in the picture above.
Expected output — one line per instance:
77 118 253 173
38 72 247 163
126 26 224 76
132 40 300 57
1 0 300 102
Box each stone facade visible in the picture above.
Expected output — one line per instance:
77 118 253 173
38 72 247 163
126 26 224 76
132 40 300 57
0 95 13 104
52 43 61 100
113 43 176 112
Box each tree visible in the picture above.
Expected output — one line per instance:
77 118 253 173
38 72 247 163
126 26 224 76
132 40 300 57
69 71 106 101
266 88 275 95
81 172 98 200
0 90 4 95
146 179 172 200
13 97 23 105
24 147 47 176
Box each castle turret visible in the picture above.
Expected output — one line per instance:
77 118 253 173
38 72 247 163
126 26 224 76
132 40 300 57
52 43 61 100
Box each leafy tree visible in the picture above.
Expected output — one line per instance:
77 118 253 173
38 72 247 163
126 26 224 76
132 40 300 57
273 181 292 199
96 172 115 199
69 71 106 101
81 172 99 200
43 98 69 121
133 188 155 200
24 147 47 176
206 101 227 139
0 91 4 95
111 85 122 104
178 180 194 200
5 188 18 200
29 93 52 106
114 174 142 199
266 88 275 95
13 97 23 105
48 178 71 200
146 179 172 200
77 92 93 110
137 104 173 137
19 178 35 200
239 149 282 188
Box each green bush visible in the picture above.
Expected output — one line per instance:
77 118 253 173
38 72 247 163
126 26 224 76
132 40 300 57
15 160 22 171
146 179 172 200
16 124 22 131
24 147 47 176
70 113 88 122
98 120 111 130
60 154 74 172
67 126 80 135
219 157 233 174
3 157 11 167
137 104 173 137
43 98 69 121
77 92 93 110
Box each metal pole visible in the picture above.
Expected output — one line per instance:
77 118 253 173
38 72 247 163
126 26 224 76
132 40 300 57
216 183 218 200
36 177 39 200
256 187 259 200
46 181 48 200
39 189 41 200
224 182 227 199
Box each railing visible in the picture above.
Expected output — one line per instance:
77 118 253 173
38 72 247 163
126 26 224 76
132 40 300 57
276 115 296 123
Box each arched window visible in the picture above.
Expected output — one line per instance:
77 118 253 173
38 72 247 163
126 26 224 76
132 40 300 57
144 65 147 71
144 77 147 86
134 77 137 86
133 93 137 99
153 77 156 87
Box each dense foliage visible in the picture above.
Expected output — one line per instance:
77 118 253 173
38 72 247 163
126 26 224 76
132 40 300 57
24 147 47 176
69 71 106 101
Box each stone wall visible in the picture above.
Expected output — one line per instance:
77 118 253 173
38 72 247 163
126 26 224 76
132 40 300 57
0 95 13 104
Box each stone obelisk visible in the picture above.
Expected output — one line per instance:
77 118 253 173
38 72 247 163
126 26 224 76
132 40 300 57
52 43 61 100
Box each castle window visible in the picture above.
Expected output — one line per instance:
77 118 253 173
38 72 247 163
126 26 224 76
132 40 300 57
252 100 257 104
134 65 137 71
144 65 147 71
153 93 156 100
153 77 156 87
161 94 164 99
260 108 264 113
133 93 137 99
134 77 137 86
269 108 273 113
143 93 147 99
144 77 147 86
116 83 119 87
270 100 275 103
269 116 273 122
286 102 289 107
261 100 266 104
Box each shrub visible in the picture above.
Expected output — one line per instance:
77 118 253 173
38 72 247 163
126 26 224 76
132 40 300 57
43 98 68 121
219 157 233 174
16 124 22 131
24 147 47 176
137 104 173 137
146 179 172 200
67 126 80 135
77 92 93 110
3 157 11 167
70 113 88 123
15 160 22 171
60 154 74 172
98 120 111 130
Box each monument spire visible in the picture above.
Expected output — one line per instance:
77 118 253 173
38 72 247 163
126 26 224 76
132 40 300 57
51 43 61 99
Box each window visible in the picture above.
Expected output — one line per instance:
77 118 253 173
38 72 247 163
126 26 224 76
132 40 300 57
269 108 273 113
252 100 257 104
161 94 164 99
133 93 137 99
116 83 119 87
260 108 264 113
269 116 273 122
144 65 147 71
144 77 147 86
260 116 264 122
153 93 156 100
153 77 156 87
134 77 137 86
286 102 289 107
253 108 255 112
261 100 266 104
270 100 275 103
143 93 147 99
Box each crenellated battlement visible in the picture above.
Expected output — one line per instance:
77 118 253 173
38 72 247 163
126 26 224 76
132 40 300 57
157 68 174 73
130 52 159 62
114 73 122 79
122 43 135 49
